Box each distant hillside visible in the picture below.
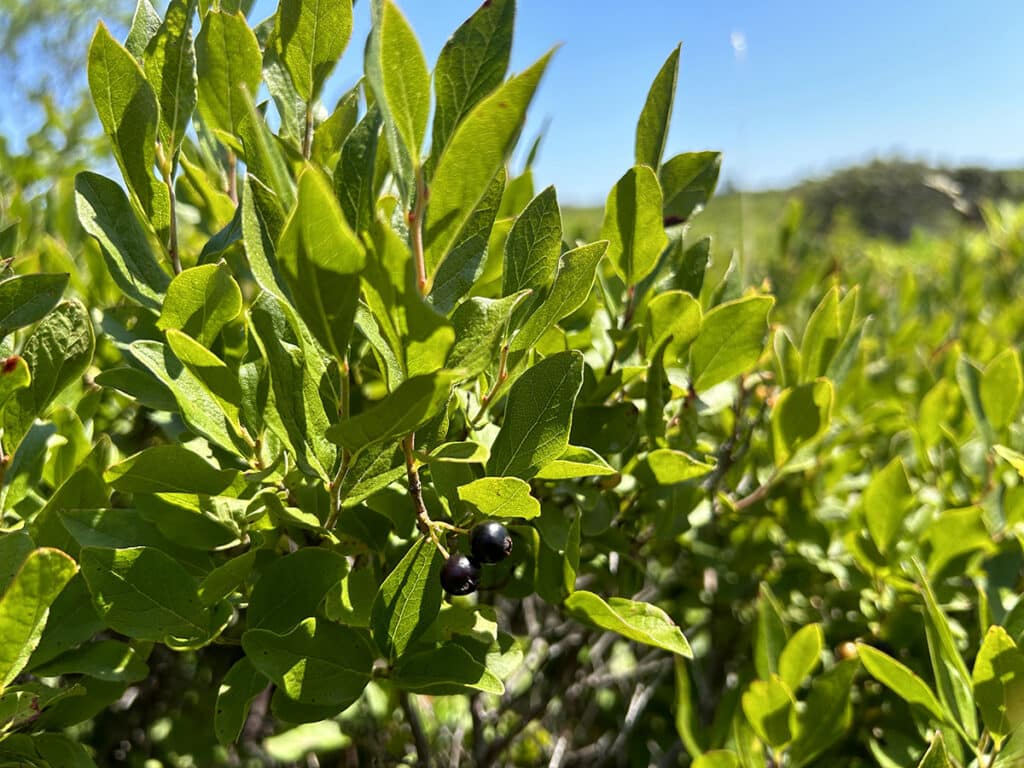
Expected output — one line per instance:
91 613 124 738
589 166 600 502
563 160 1024 262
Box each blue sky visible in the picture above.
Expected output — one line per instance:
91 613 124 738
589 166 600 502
9 1 1024 205
287 0 1023 205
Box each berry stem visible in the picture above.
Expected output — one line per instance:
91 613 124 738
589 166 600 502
403 434 449 558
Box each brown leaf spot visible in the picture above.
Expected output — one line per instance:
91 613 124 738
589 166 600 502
2 356 19 374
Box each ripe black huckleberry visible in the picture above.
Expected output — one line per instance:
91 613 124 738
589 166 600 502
440 552 481 596
470 521 513 564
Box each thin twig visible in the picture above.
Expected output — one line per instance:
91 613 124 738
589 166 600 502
166 174 181 275
325 357 352 532
411 167 428 295
400 692 430 767
732 471 779 511
404 435 449 558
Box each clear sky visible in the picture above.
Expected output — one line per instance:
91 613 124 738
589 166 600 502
8 1 1024 205
278 0 1024 205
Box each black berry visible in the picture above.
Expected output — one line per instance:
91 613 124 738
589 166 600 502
470 521 513 564
440 552 481 596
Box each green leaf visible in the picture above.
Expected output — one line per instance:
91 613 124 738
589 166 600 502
856 643 945 719
31 640 148 683
364 218 456 379
334 105 383 235
371 538 443 660
863 457 912 558
995 728 1024 768
917 735 952 768
563 590 692 657
645 335 671 445
647 449 714 485
0 686 89 739
0 532 33 594
741 676 794 749
424 50 554 276
0 273 70 340
690 296 773 392
328 371 458 455
419 441 490 465
447 292 530 379
249 292 338 478
458 477 540 520
129 340 248 455
644 289 702 365
788 658 858 767
0 548 78 693
534 445 616 480
312 86 359 168
913 560 978 740
336 442 405 508
600 165 667 285
660 151 722 223
429 167 506 314
126 0 161 59
198 550 256 608
104 445 239 494
995 444 1024 479
771 380 834 468
778 623 823 691
430 0 513 163
215 657 267 746
800 287 842 382
196 10 262 136
674 657 704 758
275 0 352 101
157 263 242 346
143 0 196 161
958 356 994 446
3 301 95 453
75 172 169 310
243 618 372 708
88 22 168 238
80 546 217 648
635 45 680 170
972 625 1024 741
240 176 289 301
924 506 996 576
693 753 740 768
277 169 364 360
981 348 1023 431
487 350 584 479
365 0 428 178
247 547 349 634
164 330 247 441
502 186 561 303
391 644 504 695
263 721 350 760
754 582 788 680
673 236 710 296
509 240 608 357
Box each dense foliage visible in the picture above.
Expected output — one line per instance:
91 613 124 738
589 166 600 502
2 1 1024 766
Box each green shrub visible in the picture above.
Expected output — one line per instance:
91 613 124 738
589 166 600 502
2 1 1024 766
